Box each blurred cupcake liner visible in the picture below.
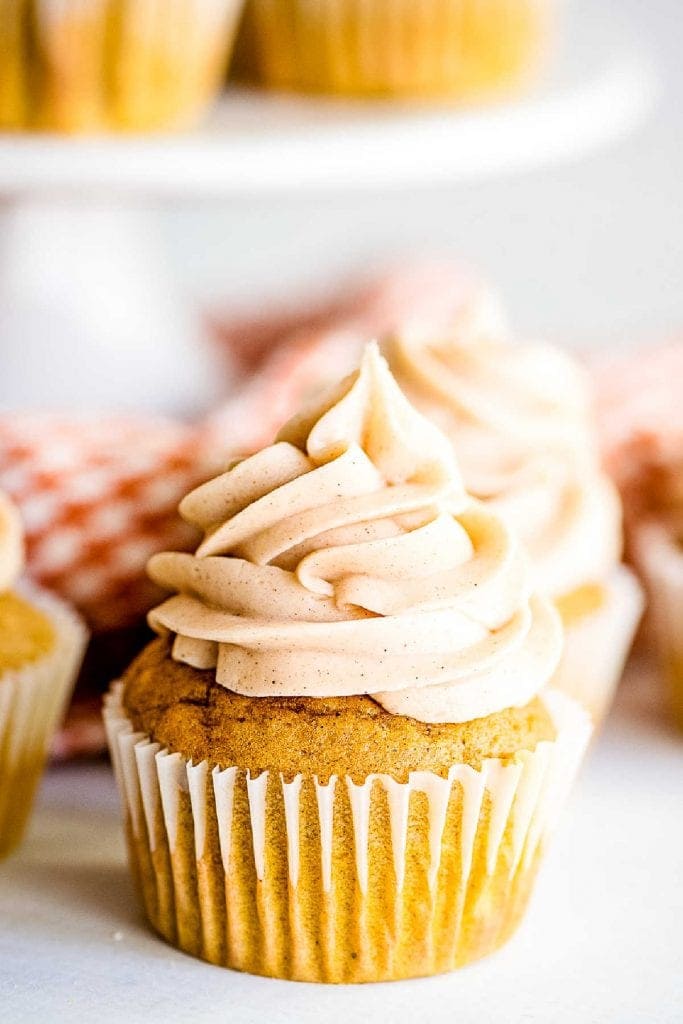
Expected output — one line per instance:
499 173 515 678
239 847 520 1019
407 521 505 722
0 583 87 857
632 521 683 729
552 567 645 724
233 0 554 98
0 0 245 132
104 685 590 982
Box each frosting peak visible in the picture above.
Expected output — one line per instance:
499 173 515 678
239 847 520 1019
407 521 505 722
149 344 562 724
279 342 459 488
0 491 25 593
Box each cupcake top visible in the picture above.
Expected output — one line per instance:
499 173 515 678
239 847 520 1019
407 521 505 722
148 345 561 725
0 491 24 594
385 321 622 599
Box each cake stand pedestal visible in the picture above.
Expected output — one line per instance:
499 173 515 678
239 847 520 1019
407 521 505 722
0 199 225 415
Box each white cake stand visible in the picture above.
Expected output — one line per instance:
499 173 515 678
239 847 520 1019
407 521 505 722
0 8 657 414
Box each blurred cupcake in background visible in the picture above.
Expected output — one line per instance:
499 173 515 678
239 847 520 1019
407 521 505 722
595 341 683 729
382 298 643 724
0 491 87 857
232 0 557 99
0 0 245 132
105 345 590 982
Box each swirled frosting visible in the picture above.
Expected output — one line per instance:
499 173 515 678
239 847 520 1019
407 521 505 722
386 325 622 599
148 344 562 724
0 491 25 593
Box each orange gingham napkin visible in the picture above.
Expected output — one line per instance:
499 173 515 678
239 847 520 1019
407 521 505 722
0 413 222 633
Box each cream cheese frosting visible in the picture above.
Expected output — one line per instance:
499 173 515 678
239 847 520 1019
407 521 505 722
0 491 24 593
148 344 561 725
386 324 622 599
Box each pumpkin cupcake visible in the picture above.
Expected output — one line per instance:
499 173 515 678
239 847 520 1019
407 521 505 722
384 315 643 724
0 492 87 857
233 0 556 99
105 344 590 982
0 0 245 132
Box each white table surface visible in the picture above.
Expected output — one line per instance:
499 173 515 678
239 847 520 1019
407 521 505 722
1 661 681 1024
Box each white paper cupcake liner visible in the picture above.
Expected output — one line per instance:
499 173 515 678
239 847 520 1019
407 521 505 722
633 521 683 728
552 566 644 724
0 0 245 132
0 582 88 857
104 684 591 982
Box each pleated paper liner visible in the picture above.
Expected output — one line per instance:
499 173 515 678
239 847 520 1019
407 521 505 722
0 584 88 857
0 0 245 132
633 521 683 730
105 684 591 982
553 565 645 724
233 0 553 98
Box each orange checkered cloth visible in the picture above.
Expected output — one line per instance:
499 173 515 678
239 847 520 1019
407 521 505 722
0 413 221 633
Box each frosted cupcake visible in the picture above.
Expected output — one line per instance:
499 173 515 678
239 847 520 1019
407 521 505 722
105 344 590 982
0 0 245 133
384 311 643 723
0 492 87 857
233 0 556 99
